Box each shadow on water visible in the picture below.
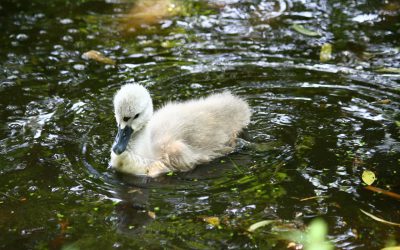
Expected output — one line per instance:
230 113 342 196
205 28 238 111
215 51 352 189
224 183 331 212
0 0 400 249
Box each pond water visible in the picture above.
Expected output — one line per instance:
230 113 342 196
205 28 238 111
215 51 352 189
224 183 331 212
0 0 399 249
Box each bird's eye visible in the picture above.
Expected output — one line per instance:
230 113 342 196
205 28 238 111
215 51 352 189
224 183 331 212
123 117 131 122
133 113 140 119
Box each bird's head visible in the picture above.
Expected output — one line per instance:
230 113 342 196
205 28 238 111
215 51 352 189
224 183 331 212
112 84 153 155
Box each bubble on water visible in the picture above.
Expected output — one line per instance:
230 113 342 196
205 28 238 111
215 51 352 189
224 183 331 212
190 83 203 89
68 28 78 34
6 73 19 80
60 18 73 24
271 114 292 125
69 185 84 195
0 81 16 88
71 101 86 114
161 20 173 29
123 78 136 84
73 64 85 71
35 13 45 19
16 34 28 41
28 186 38 192
352 14 379 23
62 35 73 42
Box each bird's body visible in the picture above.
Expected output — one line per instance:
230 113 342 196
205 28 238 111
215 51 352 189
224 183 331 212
110 84 251 177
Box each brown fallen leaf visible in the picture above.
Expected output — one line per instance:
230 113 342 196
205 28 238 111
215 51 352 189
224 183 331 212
82 50 116 65
364 185 400 200
127 188 143 194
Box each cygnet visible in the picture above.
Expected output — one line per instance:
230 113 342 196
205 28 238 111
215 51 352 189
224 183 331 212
110 84 251 177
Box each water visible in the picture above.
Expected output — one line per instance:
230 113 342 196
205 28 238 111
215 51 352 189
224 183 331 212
0 0 399 249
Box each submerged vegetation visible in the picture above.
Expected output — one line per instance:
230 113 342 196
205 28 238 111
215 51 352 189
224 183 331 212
0 0 399 249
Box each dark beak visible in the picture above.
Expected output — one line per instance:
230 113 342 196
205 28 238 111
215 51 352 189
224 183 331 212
112 126 133 155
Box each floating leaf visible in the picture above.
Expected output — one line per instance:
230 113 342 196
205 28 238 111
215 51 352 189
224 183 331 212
362 52 375 60
395 121 400 127
360 209 400 227
292 24 321 37
364 185 400 200
202 216 220 227
300 195 330 201
148 211 156 219
247 220 275 232
82 50 116 65
362 170 376 185
320 43 332 62
375 67 400 74
128 188 142 194
374 99 391 104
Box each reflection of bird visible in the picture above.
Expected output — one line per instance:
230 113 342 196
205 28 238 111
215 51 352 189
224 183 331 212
110 84 251 177
120 0 179 33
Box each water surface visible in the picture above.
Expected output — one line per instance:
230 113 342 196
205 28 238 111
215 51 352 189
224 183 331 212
0 0 399 249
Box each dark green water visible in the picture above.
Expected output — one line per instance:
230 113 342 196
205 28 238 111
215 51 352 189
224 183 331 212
1 0 399 249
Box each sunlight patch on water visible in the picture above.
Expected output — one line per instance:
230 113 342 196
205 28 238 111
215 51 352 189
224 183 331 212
342 105 385 121
352 14 380 23
71 101 86 114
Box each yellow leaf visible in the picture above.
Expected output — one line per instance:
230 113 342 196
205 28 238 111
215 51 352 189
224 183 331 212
320 43 332 62
147 211 156 219
362 170 376 185
202 216 220 227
